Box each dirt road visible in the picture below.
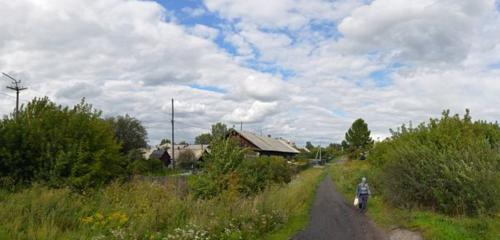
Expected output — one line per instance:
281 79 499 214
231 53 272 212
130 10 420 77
292 175 387 240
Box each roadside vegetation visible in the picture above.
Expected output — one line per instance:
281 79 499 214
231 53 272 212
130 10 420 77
333 110 500 239
0 97 324 239
372 110 499 216
331 161 499 240
0 167 323 240
190 138 293 198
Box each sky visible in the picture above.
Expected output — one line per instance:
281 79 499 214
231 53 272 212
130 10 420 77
1 0 500 146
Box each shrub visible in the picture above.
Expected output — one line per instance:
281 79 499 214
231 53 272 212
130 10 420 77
287 158 311 174
190 138 247 198
177 149 197 170
0 98 125 190
370 110 500 216
237 156 292 195
190 139 293 198
128 150 164 175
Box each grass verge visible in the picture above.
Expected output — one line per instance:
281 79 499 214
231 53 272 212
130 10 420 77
330 160 500 240
264 167 326 240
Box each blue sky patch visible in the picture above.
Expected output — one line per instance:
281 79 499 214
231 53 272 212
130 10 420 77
369 69 392 87
368 62 404 87
157 0 223 27
332 108 347 117
488 62 500 69
245 59 296 80
189 84 226 93
309 20 342 40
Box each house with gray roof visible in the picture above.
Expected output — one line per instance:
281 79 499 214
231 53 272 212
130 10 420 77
228 130 300 158
143 143 209 167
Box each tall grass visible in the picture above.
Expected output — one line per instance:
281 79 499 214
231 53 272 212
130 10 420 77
0 168 323 240
330 161 500 240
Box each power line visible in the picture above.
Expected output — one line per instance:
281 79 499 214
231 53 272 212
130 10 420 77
0 92 16 98
2 73 27 117
175 121 209 130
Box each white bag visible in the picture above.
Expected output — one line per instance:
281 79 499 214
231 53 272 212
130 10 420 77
353 197 359 206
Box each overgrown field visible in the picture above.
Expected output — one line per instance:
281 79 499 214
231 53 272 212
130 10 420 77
0 168 323 240
330 161 500 240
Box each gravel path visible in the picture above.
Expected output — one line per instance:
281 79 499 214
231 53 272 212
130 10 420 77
292 175 388 240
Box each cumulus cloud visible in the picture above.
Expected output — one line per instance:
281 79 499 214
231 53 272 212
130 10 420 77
181 7 207 18
1 0 500 146
56 82 103 99
337 0 495 64
204 0 364 29
223 101 279 123
231 75 292 102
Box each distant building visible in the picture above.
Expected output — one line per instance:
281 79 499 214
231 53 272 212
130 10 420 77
143 143 210 167
228 130 300 158
299 147 311 153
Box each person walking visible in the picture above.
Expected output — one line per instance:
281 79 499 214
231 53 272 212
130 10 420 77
356 177 371 213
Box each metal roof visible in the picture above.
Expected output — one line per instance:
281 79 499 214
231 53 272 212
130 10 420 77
143 144 209 160
235 130 300 154
168 144 209 160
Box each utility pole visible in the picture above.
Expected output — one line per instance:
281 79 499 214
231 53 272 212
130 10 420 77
171 98 175 169
2 73 27 118
240 121 243 131
319 145 322 164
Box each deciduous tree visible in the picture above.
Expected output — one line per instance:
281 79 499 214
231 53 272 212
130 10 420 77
108 115 148 154
211 122 228 141
195 133 212 144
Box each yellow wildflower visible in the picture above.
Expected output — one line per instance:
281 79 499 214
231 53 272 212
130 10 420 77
95 212 104 220
80 216 94 224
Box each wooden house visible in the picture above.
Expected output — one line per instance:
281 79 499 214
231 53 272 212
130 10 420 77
228 130 300 158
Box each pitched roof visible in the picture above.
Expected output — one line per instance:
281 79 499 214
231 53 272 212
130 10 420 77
168 144 209 160
234 130 300 154
150 149 166 159
143 144 209 160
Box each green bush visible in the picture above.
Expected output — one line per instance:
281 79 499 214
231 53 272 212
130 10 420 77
237 156 292 195
370 110 500 216
128 150 164 175
0 98 125 190
190 139 292 198
190 138 247 198
177 149 197 170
